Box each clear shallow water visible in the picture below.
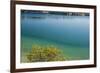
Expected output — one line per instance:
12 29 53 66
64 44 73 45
21 11 90 62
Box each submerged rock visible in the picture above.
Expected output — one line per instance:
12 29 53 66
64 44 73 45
26 45 67 62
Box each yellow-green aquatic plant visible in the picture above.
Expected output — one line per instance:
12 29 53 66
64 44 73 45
26 45 66 62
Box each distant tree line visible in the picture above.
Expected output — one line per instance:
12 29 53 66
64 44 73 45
21 10 89 16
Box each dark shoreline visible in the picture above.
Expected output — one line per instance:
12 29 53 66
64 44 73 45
21 10 89 16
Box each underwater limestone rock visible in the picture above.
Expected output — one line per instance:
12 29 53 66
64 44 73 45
26 45 66 62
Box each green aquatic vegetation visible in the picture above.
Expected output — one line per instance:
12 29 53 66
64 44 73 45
26 45 66 62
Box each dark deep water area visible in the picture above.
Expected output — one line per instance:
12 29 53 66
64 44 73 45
21 10 90 62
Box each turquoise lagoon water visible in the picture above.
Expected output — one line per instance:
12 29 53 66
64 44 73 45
21 10 90 62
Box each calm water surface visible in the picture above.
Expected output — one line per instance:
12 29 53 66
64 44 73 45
21 11 90 62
